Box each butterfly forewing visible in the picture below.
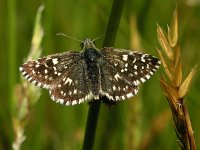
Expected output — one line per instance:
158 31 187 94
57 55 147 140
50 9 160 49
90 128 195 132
20 51 80 89
101 47 160 86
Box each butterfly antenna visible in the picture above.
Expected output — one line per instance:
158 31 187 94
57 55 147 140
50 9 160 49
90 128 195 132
92 34 104 43
56 33 82 43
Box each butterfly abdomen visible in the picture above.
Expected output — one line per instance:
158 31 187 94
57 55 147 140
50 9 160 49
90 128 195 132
84 48 102 97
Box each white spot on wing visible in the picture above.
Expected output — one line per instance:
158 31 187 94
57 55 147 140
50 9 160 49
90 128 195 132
69 91 72 95
32 70 35 74
141 55 146 62
132 58 136 63
113 85 116 91
140 77 146 83
52 58 59 65
72 101 77 105
129 52 133 55
66 101 70 105
73 89 77 94
134 71 138 75
32 80 37 85
115 96 120 100
127 93 133 98
114 73 121 81
134 80 140 85
134 88 138 94
37 82 42 87
53 67 57 71
150 71 153 75
27 77 32 81
146 74 151 79
64 65 67 69
65 78 72 85
59 99 64 104
43 84 49 89
79 98 84 104
122 54 128 61
155 64 160 69
36 64 40 68
121 96 125 100
22 71 27 76
19 67 23 71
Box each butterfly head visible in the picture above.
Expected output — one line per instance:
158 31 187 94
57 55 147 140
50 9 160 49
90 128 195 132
81 38 102 62
81 38 97 50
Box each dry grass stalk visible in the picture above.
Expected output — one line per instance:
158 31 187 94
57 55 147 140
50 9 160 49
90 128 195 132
157 8 196 150
12 5 44 150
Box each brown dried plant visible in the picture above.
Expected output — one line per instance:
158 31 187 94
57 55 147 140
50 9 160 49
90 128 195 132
157 8 196 150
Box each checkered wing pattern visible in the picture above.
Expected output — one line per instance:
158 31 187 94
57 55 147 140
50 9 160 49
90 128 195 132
99 47 160 101
20 51 91 105
20 38 160 106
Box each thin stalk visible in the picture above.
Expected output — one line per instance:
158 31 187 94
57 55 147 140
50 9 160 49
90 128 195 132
82 0 125 150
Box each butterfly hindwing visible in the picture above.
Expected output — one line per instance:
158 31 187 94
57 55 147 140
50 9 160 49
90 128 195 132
99 58 139 101
49 59 92 105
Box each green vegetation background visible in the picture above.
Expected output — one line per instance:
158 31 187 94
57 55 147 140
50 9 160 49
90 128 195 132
1 0 200 149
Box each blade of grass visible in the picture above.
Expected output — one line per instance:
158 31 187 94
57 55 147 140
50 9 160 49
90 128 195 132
82 0 125 149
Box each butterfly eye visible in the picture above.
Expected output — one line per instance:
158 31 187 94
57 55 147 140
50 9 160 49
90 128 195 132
80 42 84 49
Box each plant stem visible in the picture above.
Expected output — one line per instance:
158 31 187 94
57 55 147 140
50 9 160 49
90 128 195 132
82 0 125 150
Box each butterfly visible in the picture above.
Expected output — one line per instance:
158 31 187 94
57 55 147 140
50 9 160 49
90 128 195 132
20 38 160 105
